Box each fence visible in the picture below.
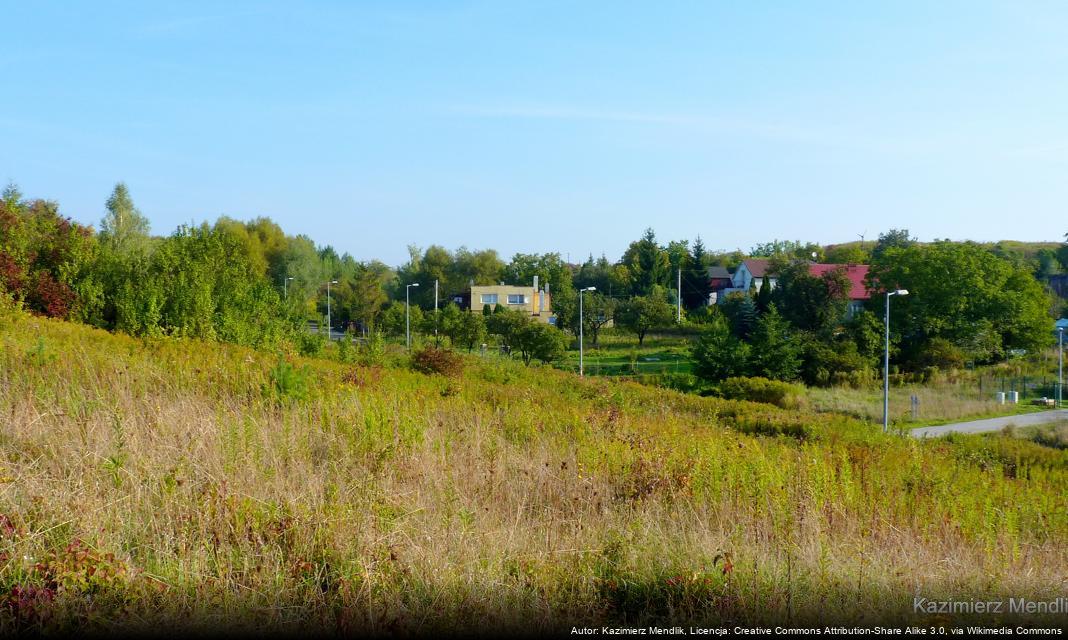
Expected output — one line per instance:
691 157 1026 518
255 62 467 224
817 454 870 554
976 375 1063 404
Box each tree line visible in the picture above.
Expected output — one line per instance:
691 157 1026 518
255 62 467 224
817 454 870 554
0 182 1058 376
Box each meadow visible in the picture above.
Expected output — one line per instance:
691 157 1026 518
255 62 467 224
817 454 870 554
0 308 1066 634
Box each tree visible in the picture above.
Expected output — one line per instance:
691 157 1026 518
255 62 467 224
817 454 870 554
682 236 712 309
720 292 758 339
870 229 915 263
825 243 869 264
0 188 100 322
747 305 802 381
691 316 750 382
620 228 670 296
616 287 674 345
868 240 1052 365
554 290 615 346
773 261 850 336
513 320 569 365
750 239 824 262
455 310 487 351
100 182 150 254
755 275 772 313
505 252 572 294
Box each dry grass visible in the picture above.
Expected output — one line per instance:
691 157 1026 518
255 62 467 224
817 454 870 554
804 382 1034 426
0 310 1065 634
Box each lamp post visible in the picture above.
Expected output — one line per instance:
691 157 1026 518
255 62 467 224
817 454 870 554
326 280 338 340
1058 326 1064 408
579 286 596 376
406 283 420 350
283 276 294 299
883 289 909 433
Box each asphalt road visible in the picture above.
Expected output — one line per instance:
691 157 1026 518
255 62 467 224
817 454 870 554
910 409 1068 438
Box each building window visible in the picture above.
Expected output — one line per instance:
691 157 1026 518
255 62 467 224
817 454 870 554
480 294 498 305
507 294 526 305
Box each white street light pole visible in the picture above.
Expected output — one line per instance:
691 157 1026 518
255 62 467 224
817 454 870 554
883 289 909 433
406 283 420 350
284 276 294 299
1058 326 1064 408
579 286 596 376
326 280 338 340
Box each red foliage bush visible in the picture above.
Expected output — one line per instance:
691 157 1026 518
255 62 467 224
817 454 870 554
410 346 464 377
28 271 74 319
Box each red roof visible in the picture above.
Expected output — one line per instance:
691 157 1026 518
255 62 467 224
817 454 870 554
808 263 870 300
742 258 772 277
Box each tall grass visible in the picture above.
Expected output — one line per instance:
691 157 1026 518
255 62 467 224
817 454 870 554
0 311 1065 633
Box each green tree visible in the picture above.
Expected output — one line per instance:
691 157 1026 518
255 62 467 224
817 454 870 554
692 316 750 382
868 240 1052 365
870 229 915 262
620 228 670 296
720 292 758 339
747 305 802 381
616 287 674 345
825 243 869 264
773 261 850 336
513 320 569 365
755 275 772 313
100 182 151 254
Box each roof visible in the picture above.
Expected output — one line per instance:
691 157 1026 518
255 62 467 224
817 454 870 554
707 266 731 279
808 263 870 300
741 259 772 277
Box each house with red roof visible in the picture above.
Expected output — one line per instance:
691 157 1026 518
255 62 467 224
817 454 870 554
717 259 871 317
808 263 871 316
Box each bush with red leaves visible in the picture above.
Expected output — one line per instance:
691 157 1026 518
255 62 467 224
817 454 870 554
26 271 74 319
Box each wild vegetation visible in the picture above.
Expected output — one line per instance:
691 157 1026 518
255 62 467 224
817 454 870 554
0 306 1065 633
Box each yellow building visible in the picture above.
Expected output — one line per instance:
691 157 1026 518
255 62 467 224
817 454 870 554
470 284 554 324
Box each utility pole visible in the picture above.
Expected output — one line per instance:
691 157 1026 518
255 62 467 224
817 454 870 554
434 279 439 337
677 267 682 323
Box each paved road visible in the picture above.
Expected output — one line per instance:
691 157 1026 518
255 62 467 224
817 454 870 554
910 409 1068 438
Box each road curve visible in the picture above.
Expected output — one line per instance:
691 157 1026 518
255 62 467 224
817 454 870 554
910 409 1068 438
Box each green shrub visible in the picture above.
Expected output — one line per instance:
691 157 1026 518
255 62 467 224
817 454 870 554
410 346 464 377
715 376 805 410
266 355 309 403
295 328 327 357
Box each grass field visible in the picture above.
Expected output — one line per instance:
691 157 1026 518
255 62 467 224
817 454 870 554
805 383 1048 428
558 331 696 376
1 309 1066 633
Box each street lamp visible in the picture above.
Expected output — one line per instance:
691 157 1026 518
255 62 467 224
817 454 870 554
883 289 909 433
326 280 338 340
579 286 596 376
406 283 420 350
283 276 294 299
1058 326 1064 409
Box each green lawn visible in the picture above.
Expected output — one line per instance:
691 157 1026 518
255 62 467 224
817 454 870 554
557 330 697 376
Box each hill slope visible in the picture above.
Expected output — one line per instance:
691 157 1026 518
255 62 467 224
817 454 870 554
0 309 1065 633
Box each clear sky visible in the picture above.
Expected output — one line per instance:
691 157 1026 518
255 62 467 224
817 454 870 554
3 1 1065 265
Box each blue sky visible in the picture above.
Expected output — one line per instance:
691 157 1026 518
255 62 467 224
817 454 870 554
3 1 1066 265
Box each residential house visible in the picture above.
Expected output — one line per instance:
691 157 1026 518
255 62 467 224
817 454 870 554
715 258 776 301
706 266 732 305
714 259 872 317
808 263 871 317
470 282 554 324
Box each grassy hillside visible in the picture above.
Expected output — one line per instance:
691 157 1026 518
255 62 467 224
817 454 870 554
0 308 1066 634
